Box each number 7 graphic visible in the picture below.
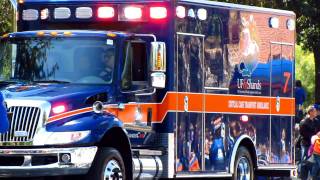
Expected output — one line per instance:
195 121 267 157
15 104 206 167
283 72 291 94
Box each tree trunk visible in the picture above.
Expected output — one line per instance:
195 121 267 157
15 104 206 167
313 46 320 103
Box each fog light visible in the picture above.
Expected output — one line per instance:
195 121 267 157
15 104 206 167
60 153 71 163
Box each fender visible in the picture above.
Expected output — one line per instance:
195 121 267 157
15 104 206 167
229 134 257 174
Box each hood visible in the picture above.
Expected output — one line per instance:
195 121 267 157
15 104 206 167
1 83 112 109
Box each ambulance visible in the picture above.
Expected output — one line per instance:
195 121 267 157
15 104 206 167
0 0 296 179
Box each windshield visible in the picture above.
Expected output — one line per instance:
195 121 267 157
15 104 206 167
0 36 115 84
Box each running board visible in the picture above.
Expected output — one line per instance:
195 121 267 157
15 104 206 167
132 149 163 156
175 172 232 178
257 165 296 171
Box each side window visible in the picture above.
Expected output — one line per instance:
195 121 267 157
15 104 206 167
204 16 226 88
121 40 148 91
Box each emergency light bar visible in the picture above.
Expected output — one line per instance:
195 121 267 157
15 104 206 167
21 5 168 22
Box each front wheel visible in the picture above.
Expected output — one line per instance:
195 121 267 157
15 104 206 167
232 146 254 180
87 147 126 180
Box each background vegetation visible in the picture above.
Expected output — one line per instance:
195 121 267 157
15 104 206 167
0 0 14 34
295 45 315 106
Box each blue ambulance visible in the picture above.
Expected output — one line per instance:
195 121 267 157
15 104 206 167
0 0 296 179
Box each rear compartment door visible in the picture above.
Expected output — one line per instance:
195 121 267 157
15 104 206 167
270 42 294 165
176 32 205 172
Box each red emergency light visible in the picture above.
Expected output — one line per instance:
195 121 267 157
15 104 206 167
52 104 66 114
150 7 167 19
240 115 249 123
97 7 115 19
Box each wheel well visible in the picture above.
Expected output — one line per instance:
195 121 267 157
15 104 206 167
239 138 257 169
98 127 133 179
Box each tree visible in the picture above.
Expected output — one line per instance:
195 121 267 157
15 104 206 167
295 45 315 107
286 0 320 103
0 0 14 35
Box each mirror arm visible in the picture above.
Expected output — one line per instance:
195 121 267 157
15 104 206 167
135 88 156 96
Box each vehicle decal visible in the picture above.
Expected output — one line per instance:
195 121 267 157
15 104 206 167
47 92 295 124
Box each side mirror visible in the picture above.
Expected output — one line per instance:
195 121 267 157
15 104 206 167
150 42 166 89
151 72 166 89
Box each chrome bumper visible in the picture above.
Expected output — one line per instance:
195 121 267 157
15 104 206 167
0 146 97 177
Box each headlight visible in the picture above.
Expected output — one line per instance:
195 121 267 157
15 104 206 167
33 130 91 145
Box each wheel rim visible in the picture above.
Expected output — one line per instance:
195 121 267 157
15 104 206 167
237 157 251 180
104 159 123 180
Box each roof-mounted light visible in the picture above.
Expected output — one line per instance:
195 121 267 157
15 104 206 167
50 31 58 37
269 17 279 28
119 6 143 21
40 8 49 20
63 31 73 36
176 6 186 19
76 7 93 19
197 8 207 21
97 7 114 19
22 9 38 21
287 19 295 31
188 9 195 18
54 7 71 19
150 7 167 19
36 31 45 37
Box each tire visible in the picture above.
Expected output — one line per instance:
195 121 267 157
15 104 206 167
86 147 126 180
232 146 254 180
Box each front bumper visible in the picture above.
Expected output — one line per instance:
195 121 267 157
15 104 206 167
0 146 97 177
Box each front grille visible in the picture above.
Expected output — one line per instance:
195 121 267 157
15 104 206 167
0 106 41 142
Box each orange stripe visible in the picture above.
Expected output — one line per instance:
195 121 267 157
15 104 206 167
48 107 92 123
47 92 295 124
106 92 295 124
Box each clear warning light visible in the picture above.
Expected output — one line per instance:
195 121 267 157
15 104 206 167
176 6 186 19
124 6 142 20
197 8 207 20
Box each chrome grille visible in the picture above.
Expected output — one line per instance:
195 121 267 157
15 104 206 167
1 106 41 142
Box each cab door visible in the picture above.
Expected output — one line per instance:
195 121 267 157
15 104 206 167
176 32 205 172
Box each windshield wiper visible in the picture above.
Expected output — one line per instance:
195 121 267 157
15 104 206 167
32 80 71 84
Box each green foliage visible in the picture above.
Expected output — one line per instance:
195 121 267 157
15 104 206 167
295 45 315 107
0 0 14 34
216 0 285 9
